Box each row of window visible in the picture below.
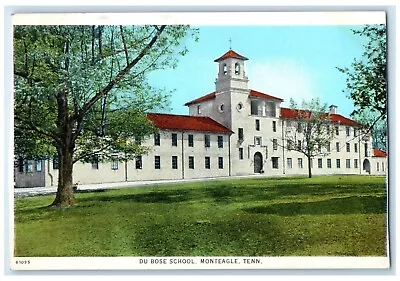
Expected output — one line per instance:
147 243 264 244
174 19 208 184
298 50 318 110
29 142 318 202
17 159 42 173
286 158 360 169
377 161 385 172
222 62 241 75
93 156 225 170
254 120 277 132
154 133 224 148
297 124 358 137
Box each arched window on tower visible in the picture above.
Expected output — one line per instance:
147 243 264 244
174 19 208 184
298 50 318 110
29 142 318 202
223 64 227 75
235 62 240 75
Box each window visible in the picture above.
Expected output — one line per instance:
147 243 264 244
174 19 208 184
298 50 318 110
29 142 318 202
189 156 194 169
111 158 118 170
235 62 240 74
377 162 379 171
354 143 358 153
382 162 385 171
336 159 341 168
172 156 178 169
218 157 224 169
223 63 227 75
218 136 224 148
135 136 142 145
204 135 211 148
297 140 302 150
298 158 303 169
155 156 161 169
336 142 340 152
318 158 323 169
53 155 59 169
346 159 351 168
18 157 24 173
238 128 244 142
286 140 293 151
327 159 332 168
346 127 350 136
326 125 331 134
154 133 160 146
255 119 260 131
346 142 350 152
172 133 178 146
239 148 244 160
354 128 357 137
197 105 201 114
91 156 99 170
272 157 279 169
287 158 293 169
364 143 368 157
272 121 277 132
255 137 262 146
273 139 278 150
335 126 339 135
136 156 142 169
188 134 194 147
326 142 331 152
354 159 358 169
205 157 211 169
297 123 303 133
35 160 42 172
26 160 34 173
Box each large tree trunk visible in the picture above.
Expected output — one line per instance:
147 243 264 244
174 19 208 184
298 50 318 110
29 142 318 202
51 146 75 207
307 156 312 178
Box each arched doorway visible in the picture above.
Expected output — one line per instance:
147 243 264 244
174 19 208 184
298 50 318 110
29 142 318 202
254 152 263 173
363 159 371 174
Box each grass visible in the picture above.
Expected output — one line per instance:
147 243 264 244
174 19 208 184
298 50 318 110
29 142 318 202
14 175 387 257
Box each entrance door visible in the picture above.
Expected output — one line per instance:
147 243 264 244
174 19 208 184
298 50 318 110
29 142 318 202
363 159 371 174
254 152 263 173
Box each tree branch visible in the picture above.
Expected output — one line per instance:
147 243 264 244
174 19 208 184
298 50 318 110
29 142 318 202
75 25 167 122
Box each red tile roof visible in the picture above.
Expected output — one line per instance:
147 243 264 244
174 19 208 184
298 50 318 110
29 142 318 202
147 113 233 134
373 149 387 157
280 107 360 126
249 90 284 102
280 107 312 119
184 89 283 106
184 92 216 106
214 50 249 62
329 114 360 126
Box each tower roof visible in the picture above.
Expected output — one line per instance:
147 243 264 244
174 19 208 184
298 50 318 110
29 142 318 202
214 50 249 62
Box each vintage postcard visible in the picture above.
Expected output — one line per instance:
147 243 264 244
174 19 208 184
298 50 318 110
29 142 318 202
9 10 390 271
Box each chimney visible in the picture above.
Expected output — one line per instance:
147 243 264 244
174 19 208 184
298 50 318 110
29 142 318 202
329 105 337 114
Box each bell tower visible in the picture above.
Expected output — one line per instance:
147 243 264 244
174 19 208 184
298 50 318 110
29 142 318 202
214 50 249 94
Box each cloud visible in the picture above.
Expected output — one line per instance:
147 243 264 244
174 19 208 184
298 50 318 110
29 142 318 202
246 59 317 107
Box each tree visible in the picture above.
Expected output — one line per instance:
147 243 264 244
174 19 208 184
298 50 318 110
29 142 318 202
352 109 386 151
282 98 335 178
14 25 198 207
337 24 387 149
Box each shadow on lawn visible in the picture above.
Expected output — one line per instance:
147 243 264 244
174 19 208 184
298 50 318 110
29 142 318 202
244 195 387 216
79 189 192 204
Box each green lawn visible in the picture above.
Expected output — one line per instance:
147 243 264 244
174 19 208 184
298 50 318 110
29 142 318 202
14 175 387 257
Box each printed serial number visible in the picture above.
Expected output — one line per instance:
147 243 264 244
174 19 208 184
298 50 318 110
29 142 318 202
15 260 30 265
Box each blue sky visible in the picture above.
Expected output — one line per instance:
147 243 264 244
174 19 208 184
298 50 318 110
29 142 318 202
148 25 367 118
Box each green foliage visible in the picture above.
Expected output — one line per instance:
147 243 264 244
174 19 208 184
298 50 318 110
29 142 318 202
13 25 198 161
14 176 387 257
337 24 387 118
